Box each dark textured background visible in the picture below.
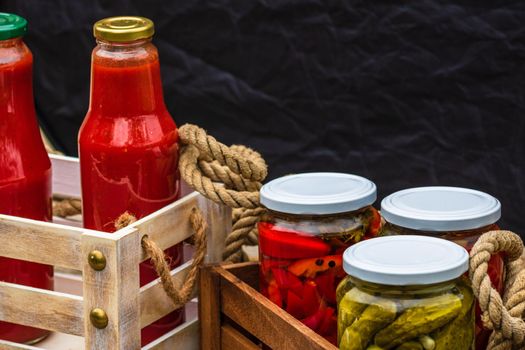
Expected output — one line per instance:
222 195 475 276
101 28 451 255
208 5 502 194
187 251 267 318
1 1 524 234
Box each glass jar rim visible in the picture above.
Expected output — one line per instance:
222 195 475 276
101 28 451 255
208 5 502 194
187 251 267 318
260 172 377 215
381 186 501 231
343 235 469 285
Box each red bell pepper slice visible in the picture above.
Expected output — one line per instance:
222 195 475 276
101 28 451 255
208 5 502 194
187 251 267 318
303 280 322 315
258 222 331 259
318 307 336 336
261 257 292 275
301 307 326 332
267 279 282 308
314 270 336 304
271 268 304 296
287 255 342 279
367 207 381 237
285 290 305 319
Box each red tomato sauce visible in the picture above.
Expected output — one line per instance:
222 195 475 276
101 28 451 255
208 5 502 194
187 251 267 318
0 39 53 344
79 42 183 346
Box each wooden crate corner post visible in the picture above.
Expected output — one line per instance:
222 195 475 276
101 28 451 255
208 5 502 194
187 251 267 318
81 227 141 350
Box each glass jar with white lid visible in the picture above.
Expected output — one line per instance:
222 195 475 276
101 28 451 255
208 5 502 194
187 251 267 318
380 186 502 350
337 235 474 350
258 173 380 344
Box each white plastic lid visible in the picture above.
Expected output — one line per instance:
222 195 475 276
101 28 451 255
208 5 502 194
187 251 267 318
381 186 501 231
343 235 469 285
260 173 377 215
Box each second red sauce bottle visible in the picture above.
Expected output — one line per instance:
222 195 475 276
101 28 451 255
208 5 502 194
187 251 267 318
78 16 183 346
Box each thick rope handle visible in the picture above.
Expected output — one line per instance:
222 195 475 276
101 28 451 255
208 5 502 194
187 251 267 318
115 209 208 309
470 230 525 350
179 124 268 262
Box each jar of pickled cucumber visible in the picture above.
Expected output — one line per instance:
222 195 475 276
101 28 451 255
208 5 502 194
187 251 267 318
258 173 380 345
337 235 474 350
380 186 502 350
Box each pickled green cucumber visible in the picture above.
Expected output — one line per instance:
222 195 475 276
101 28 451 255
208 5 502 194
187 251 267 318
396 342 423 350
338 287 377 343
374 293 462 349
339 300 397 350
366 346 384 350
337 278 355 305
433 285 474 350
418 335 435 350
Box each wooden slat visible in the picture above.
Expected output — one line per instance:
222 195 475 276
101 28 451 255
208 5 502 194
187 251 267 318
199 265 222 350
198 196 231 263
218 266 336 350
119 192 200 262
139 260 196 328
223 262 259 291
142 317 199 350
0 340 44 350
0 281 83 336
221 323 260 350
0 214 83 270
50 154 81 198
82 228 141 350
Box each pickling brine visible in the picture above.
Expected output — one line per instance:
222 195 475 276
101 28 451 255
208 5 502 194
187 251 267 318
258 173 379 344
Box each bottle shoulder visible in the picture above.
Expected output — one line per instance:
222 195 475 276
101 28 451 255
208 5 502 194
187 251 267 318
79 111 178 150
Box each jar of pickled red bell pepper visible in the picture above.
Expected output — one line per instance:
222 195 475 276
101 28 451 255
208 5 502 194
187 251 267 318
380 186 502 350
258 173 380 345
337 235 474 350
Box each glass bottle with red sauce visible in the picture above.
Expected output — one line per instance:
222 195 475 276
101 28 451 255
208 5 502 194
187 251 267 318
380 186 503 350
258 173 380 345
0 13 53 344
78 17 183 346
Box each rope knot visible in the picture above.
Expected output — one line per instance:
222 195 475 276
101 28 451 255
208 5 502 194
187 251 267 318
179 124 268 262
470 230 525 350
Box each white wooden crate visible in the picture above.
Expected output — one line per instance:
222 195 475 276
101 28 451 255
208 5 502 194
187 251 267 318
0 154 231 350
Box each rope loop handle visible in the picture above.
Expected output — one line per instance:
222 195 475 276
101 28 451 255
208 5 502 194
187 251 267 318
115 208 208 309
470 230 525 350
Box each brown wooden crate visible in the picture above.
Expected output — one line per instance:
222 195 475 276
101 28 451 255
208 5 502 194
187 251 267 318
0 154 230 350
200 262 338 350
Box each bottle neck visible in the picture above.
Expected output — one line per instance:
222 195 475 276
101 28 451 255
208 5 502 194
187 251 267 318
0 37 23 49
0 37 35 121
89 38 167 117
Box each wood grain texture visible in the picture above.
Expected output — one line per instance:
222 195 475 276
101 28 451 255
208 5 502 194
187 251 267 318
142 317 199 350
199 265 222 350
218 266 336 350
223 262 259 291
221 323 260 350
139 260 195 328
199 196 231 263
0 281 83 336
0 215 83 270
50 154 81 198
82 228 141 350
118 192 200 263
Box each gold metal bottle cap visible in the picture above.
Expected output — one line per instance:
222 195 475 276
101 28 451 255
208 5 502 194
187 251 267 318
93 16 154 42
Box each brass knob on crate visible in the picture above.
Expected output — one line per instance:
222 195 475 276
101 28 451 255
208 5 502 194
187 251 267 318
88 250 106 271
90 308 108 329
